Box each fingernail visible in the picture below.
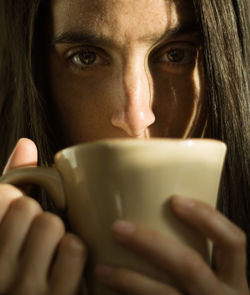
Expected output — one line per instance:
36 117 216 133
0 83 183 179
112 220 135 237
171 195 195 209
95 264 113 279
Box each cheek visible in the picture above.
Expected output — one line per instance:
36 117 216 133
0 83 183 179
151 66 206 137
48 58 115 144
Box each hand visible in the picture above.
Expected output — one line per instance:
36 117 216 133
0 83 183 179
95 196 249 295
0 138 87 295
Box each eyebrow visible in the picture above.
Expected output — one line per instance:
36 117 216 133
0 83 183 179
52 22 200 47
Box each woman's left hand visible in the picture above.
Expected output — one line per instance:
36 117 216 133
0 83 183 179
95 195 249 295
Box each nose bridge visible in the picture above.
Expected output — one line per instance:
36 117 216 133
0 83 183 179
111 54 155 137
124 59 153 109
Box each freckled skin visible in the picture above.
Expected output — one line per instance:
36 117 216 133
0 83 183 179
48 0 207 147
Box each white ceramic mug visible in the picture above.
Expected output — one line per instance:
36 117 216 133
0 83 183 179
0 139 227 294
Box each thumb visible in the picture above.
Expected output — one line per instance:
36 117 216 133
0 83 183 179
3 138 38 175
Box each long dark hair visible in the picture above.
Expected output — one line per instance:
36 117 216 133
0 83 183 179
0 0 249 280
193 0 250 279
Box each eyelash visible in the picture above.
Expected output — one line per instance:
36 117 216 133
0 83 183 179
67 43 198 70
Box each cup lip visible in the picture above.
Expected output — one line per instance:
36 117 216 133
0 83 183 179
55 138 227 159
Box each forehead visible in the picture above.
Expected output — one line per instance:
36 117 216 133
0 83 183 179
50 0 196 42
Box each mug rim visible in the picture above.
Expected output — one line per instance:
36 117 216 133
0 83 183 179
55 138 227 159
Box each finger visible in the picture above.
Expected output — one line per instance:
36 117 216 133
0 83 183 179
96 265 182 295
3 138 38 174
18 213 65 287
112 220 222 295
49 233 87 295
0 184 24 221
2 138 38 195
171 196 247 286
0 197 42 257
0 197 42 293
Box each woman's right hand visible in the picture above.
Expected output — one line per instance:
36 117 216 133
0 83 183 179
0 138 87 295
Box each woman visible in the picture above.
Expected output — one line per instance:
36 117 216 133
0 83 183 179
0 0 249 294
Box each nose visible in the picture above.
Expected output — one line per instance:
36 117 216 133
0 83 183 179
111 61 155 137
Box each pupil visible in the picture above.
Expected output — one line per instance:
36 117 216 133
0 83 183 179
80 51 96 64
167 50 184 62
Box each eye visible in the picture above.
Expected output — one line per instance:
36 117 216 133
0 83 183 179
68 48 107 68
73 50 97 65
155 45 197 65
167 49 186 62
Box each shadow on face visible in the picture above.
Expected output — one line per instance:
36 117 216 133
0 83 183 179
47 0 207 147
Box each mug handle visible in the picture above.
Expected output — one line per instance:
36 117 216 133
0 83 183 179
0 167 65 209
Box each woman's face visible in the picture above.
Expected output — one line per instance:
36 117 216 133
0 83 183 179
48 0 207 146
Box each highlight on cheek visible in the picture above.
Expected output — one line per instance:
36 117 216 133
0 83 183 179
193 58 201 97
182 56 203 138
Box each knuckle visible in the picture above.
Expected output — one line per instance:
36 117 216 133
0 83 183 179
0 184 23 199
13 277 47 295
10 197 42 215
230 229 247 249
34 212 65 234
112 268 131 288
0 266 13 294
157 287 177 295
61 233 87 257
181 251 205 277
